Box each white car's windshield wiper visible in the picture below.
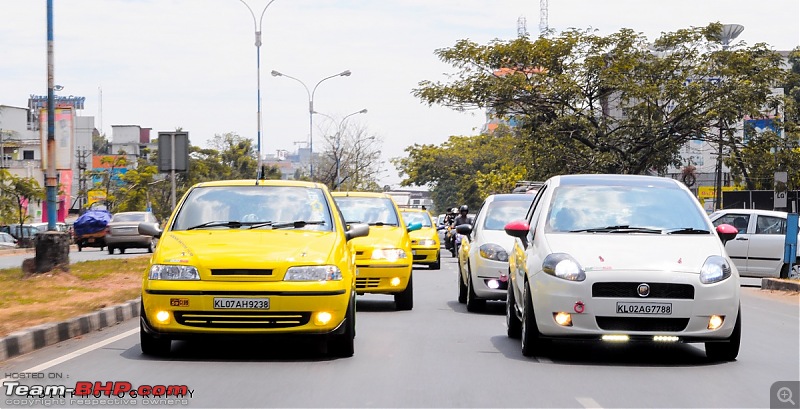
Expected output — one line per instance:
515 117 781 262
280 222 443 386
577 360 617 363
271 220 326 230
186 220 244 230
570 225 662 234
665 227 711 234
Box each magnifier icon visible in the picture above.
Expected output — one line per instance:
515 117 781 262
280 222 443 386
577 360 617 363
777 387 796 405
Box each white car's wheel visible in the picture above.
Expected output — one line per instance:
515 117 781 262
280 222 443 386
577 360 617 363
705 306 741 362
506 278 521 339
521 281 544 357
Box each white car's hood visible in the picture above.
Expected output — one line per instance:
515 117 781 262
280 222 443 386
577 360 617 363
544 233 726 274
478 229 517 252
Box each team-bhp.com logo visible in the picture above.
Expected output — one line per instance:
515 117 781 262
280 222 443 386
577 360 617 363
4 381 194 406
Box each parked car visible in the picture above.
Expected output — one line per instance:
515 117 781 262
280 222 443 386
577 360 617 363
137 179 369 357
709 209 799 278
106 211 160 254
332 191 420 310
456 193 534 311
400 208 441 269
0 232 18 248
0 224 41 247
504 174 741 361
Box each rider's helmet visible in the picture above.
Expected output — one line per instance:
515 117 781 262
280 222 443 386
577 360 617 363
450 207 459 214
459 205 469 214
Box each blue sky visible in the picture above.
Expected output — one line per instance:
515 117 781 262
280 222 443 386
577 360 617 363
1 0 798 185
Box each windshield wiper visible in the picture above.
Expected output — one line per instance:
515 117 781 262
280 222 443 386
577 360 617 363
247 221 274 229
665 227 711 234
368 222 398 226
272 220 326 230
186 220 244 230
570 225 662 234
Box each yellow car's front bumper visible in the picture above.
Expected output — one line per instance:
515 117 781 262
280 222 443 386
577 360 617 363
411 246 439 264
354 262 412 294
141 280 351 337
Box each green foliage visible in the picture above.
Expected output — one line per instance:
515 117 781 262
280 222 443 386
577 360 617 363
0 170 45 227
413 23 787 177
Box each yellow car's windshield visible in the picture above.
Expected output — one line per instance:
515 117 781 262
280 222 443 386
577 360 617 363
172 185 333 232
401 211 432 227
334 197 399 226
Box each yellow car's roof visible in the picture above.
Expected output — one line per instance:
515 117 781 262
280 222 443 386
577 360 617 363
192 179 327 189
331 191 391 198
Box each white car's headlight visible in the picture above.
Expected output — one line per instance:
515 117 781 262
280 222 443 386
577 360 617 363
285 265 342 281
371 249 406 261
480 243 508 262
542 253 585 281
700 255 732 284
148 265 200 280
417 239 436 246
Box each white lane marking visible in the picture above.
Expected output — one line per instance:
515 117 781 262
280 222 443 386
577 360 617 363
576 397 603 408
0 328 139 384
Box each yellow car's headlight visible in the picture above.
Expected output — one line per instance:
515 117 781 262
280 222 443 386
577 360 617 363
148 264 200 280
417 239 436 246
285 265 342 281
371 249 406 261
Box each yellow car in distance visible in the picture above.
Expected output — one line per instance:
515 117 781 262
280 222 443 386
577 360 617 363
332 192 421 310
137 180 369 357
400 208 441 270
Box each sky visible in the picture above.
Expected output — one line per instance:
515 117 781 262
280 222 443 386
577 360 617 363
1 0 799 186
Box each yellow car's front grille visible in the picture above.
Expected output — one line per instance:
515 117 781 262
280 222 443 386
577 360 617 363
355 277 380 289
174 311 310 328
211 269 273 276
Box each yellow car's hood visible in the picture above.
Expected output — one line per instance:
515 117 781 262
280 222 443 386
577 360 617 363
155 230 338 274
349 225 409 250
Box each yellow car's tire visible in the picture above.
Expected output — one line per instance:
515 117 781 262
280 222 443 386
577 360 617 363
506 279 522 339
140 320 171 356
329 300 355 357
395 274 414 311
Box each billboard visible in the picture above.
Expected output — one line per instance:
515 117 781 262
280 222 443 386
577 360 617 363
39 108 75 170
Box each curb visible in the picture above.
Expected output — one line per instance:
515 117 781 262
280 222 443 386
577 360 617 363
761 278 800 292
0 298 140 362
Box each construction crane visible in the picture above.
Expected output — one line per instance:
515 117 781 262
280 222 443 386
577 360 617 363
539 0 548 36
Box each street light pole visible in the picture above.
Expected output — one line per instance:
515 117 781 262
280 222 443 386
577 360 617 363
271 69 351 180
714 23 744 210
239 0 277 180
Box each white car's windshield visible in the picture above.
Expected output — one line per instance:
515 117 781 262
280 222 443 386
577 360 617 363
546 184 710 233
172 186 333 232
483 200 533 230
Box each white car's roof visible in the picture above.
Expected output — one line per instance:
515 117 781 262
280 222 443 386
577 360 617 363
710 209 790 219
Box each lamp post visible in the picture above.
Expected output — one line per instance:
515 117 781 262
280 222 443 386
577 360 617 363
714 23 744 210
270 69 351 180
238 0 278 180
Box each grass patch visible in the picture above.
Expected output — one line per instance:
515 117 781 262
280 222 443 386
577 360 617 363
0 256 149 337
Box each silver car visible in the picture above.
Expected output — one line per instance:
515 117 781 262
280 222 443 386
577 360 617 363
710 209 799 278
106 211 159 254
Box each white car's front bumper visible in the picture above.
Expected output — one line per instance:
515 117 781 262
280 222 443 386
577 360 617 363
470 256 509 300
529 269 740 341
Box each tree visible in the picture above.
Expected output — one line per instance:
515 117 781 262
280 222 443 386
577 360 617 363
392 126 528 211
413 23 786 177
316 122 384 191
0 171 45 240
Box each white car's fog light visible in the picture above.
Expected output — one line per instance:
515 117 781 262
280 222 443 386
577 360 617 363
390 277 401 287
602 334 629 342
487 279 500 289
554 312 572 326
155 310 170 324
314 312 332 326
708 315 725 330
653 335 679 342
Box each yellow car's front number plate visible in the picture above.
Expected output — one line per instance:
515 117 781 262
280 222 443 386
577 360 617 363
213 298 270 310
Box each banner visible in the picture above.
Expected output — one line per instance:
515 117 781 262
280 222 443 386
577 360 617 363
39 108 75 170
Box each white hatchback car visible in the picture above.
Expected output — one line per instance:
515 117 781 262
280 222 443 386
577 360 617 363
709 209 799 278
505 174 742 361
456 194 534 311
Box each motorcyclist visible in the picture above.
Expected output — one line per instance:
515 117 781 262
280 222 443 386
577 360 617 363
443 208 458 252
449 205 473 256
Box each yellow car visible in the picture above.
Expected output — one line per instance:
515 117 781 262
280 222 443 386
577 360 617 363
138 180 368 357
332 192 421 310
399 208 441 270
